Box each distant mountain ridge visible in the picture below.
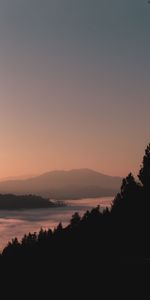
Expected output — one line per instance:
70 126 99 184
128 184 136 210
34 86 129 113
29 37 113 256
0 169 122 199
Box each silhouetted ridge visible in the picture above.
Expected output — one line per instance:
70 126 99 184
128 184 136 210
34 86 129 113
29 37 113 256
0 168 122 199
1 143 150 290
0 194 65 210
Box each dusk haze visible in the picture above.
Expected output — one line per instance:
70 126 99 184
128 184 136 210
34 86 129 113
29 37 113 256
0 0 150 293
0 0 150 180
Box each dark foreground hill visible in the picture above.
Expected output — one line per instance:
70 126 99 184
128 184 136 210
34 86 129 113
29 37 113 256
1 144 150 294
0 194 65 210
0 169 121 199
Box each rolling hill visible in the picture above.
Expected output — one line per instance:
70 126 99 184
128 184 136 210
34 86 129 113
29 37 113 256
0 169 122 200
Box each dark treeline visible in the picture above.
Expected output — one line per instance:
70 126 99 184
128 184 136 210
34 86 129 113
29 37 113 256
0 194 65 210
1 144 150 293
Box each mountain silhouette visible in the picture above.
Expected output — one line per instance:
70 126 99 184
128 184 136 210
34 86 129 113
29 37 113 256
0 169 122 199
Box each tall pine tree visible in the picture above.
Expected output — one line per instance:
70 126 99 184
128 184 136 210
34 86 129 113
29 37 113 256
138 143 150 188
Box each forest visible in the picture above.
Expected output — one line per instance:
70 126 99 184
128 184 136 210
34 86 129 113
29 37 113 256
1 143 150 292
0 194 65 210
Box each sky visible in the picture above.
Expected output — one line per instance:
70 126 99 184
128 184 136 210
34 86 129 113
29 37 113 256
0 0 150 179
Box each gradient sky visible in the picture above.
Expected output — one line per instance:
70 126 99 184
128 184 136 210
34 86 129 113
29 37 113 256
0 0 150 179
